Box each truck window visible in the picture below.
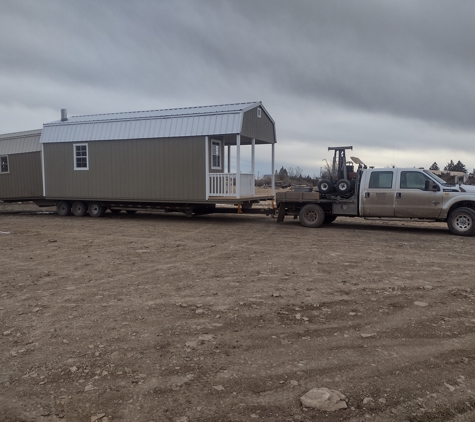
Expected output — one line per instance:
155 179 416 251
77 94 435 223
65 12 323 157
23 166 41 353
369 171 393 189
400 171 430 189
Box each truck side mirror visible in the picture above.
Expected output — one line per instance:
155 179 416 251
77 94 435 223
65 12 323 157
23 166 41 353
424 180 439 191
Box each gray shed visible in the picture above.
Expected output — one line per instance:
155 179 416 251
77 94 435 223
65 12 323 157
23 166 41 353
39 102 276 204
0 129 43 200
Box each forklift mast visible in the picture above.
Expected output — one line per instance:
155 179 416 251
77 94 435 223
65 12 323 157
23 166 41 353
328 146 353 182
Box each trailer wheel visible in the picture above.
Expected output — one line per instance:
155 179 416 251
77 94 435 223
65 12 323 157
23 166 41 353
317 179 333 194
447 207 475 236
56 201 71 216
88 202 105 218
299 204 325 228
335 179 351 194
71 201 87 217
323 215 337 224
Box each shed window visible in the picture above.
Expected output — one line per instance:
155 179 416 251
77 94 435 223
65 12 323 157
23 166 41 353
211 140 222 169
0 156 9 174
74 144 89 170
257 108 262 118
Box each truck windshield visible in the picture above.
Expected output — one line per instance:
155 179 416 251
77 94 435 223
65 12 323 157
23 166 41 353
423 170 451 186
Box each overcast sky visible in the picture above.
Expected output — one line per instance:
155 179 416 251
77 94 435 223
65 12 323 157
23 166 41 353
1 0 475 176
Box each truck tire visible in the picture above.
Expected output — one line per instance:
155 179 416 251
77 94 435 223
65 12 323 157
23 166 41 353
317 179 333 194
447 207 475 236
88 202 105 218
335 179 351 194
323 215 337 224
299 204 325 228
71 201 87 217
56 201 71 216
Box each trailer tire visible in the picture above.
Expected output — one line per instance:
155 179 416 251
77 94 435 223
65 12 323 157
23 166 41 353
317 179 333 194
335 179 351 194
88 202 105 218
323 215 337 224
71 201 87 217
447 207 475 236
56 201 71 216
299 204 325 228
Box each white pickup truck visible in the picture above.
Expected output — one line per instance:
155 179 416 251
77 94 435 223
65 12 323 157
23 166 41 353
275 167 475 236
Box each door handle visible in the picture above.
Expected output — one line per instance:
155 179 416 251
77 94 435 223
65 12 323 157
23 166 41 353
365 192 370 198
396 192 401 199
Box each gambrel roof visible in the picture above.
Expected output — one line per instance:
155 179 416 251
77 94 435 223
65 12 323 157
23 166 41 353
0 129 42 154
40 102 275 144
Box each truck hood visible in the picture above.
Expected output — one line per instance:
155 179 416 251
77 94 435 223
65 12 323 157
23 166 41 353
459 184 475 193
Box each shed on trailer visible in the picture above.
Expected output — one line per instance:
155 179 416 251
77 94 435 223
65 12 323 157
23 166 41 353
39 102 276 204
0 129 43 201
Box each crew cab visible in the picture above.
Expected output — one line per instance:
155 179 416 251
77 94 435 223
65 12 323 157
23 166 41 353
276 167 475 236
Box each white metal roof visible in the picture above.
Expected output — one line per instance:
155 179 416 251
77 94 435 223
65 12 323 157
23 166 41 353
40 102 267 144
0 129 42 154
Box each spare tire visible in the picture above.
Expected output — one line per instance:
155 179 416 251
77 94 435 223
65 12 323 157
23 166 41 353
317 179 334 194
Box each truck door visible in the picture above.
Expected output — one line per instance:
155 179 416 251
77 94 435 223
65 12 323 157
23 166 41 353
360 170 395 217
394 171 443 218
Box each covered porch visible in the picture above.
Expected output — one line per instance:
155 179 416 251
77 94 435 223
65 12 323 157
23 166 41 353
205 134 275 200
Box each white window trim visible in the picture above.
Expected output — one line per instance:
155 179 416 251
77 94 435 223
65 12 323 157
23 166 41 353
0 155 9 174
74 143 89 170
211 139 222 170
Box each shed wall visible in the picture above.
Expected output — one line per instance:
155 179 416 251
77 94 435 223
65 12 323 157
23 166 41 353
241 108 276 143
43 137 206 201
0 152 43 199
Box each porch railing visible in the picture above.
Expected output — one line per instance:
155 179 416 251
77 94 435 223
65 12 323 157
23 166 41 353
209 173 255 197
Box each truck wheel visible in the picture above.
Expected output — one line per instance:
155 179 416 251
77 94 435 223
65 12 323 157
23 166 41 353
323 215 337 224
88 202 105 218
71 201 87 217
317 179 333 194
56 201 71 216
335 179 351 194
299 204 325 228
447 207 475 236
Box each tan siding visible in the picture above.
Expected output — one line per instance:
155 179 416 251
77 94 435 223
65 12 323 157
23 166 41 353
44 137 206 201
0 152 43 199
241 108 276 144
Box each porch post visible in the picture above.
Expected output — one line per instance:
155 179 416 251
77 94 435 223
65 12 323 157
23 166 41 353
227 144 231 173
205 136 209 199
236 134 241 198
251 138 255 196
271 142 275 196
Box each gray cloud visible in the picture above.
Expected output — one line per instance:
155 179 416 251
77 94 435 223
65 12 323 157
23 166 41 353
1 0 475 172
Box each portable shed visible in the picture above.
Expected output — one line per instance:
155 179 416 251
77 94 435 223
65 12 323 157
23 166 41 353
40 101 276 204
0 129 43 200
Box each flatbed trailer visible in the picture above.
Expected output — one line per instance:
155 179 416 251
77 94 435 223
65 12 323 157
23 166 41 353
26 195 277 218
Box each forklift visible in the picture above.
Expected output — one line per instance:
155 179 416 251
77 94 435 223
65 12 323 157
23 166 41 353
317 146 358 196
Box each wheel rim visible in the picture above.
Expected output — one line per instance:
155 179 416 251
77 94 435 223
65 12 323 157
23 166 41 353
91 205 99 214
455 214 473 232
304 210 318 222
321 183 329 191
338 183 346 190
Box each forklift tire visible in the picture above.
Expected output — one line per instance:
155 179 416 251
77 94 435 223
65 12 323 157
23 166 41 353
299 204 325 228
335 179 351 194
317 179 333 194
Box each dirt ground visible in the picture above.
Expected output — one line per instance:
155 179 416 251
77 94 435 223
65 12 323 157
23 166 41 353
1 200 475 422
